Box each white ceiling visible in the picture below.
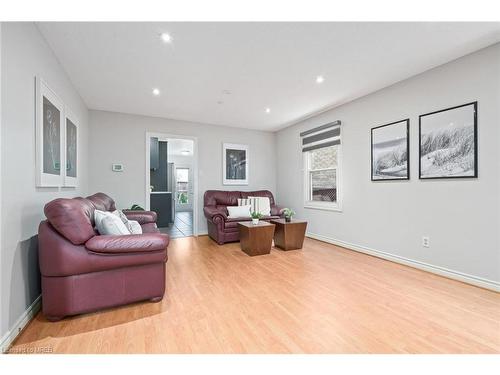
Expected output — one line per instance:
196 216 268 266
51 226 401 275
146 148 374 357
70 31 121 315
37 22 500 131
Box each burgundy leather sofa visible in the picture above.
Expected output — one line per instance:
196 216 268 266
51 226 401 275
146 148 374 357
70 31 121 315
203 190 284 245
38 192 169 321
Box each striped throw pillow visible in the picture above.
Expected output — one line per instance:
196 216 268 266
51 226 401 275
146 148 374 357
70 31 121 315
238 197 271 216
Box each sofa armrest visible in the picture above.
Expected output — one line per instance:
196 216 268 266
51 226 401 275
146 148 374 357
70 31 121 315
85 233 169 255
122 210 157 224
203 205 228 223
271 205 285 217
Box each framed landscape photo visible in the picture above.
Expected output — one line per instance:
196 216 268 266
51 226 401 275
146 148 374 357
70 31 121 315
419 102 477 179
223 143 249 185
63 107 79 187
371 119 410 181
36 77 65 187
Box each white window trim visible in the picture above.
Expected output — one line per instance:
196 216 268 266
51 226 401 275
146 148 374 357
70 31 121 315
303 144 343 212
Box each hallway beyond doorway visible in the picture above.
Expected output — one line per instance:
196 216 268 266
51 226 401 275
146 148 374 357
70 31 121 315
159 211 193 238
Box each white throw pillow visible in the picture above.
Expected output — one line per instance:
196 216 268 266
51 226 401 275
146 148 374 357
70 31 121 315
227 205 252 218
94 209 113 229
96 214 131 235
247 196 271 216
128 220 143 235
112 209 134 233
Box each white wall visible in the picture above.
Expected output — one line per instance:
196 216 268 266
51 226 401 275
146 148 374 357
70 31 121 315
0 23 89 340
276 43 500 286
88 110 277 233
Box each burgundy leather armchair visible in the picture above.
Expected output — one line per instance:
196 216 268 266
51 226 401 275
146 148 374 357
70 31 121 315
38 192 169 321
203 190 284 245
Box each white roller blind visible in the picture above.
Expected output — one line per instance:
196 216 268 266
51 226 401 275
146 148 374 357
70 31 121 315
300 120 341 152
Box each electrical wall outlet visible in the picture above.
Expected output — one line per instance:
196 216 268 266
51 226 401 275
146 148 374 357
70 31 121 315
422 236 430 248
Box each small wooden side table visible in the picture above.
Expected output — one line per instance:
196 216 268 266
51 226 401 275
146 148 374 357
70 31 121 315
238 221 275 256
270 219 308 251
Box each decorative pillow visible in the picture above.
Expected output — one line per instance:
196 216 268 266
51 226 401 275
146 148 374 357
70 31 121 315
238 197 271 216
112 209 134 233
128 220 143 234
96 214 131 235
227 205 252 218
94 210 113 229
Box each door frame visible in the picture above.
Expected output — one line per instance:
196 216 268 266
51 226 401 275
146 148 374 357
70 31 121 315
145 132 199 236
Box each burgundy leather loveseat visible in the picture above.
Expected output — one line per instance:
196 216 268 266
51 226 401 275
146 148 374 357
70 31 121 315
203 190 284 245
38 192 169 321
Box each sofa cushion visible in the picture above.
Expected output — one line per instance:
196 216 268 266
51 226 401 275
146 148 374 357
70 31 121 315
141 222 160 234
44 198 96 245
85 233 169 254
204 190 242 206
214 193 241 206
87 192 117 211
74 197 96 226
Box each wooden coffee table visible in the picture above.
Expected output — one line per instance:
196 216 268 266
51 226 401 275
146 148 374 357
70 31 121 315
270 219 308 251
238 221 275 256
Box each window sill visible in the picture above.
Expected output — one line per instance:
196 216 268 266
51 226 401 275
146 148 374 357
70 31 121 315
304 203 342 212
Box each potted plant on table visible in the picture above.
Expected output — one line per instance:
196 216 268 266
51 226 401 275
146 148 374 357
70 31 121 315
251 211 263 225
283 208 296 222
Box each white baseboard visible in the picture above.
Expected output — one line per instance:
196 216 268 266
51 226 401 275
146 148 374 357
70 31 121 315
196 231 208 236
306 232 500 292
1 295 41 353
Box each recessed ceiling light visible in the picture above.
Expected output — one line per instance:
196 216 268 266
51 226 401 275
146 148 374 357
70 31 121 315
160 33 172 43
316 75 324 84
265 108 271 113
181 150 190 155
152 88 160 96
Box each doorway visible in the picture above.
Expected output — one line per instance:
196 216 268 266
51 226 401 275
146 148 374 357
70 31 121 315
145 132 198 238
169 165 194 237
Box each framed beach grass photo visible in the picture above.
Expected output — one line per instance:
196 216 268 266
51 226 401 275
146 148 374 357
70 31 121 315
371 119 410 181
419 102 477 179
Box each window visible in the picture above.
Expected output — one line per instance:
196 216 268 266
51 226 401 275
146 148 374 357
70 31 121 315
301 120 342 211
304 145 341 210
176 168 189 204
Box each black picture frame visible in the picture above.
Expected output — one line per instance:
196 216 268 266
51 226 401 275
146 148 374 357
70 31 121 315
419 102 478 179
371 119 410 181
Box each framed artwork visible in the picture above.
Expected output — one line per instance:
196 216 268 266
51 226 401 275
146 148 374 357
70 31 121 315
419 102 477 179
64 107 79 187
36 77 65 187
371 119 410 181
223 143 249 185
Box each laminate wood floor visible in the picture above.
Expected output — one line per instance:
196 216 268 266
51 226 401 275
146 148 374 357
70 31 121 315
9 236 500 353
